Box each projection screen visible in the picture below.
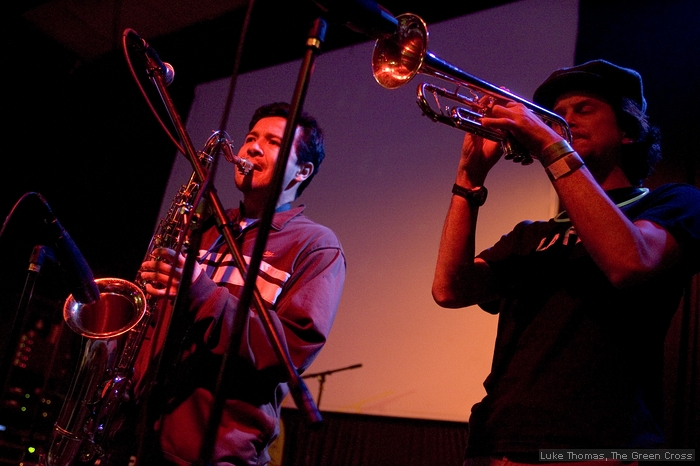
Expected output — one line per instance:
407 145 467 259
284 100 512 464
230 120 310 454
159 0 579 422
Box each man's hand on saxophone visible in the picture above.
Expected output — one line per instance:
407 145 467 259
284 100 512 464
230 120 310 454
138 247 203 298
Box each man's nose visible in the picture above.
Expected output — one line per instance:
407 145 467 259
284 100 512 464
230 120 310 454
245 142 262 157
561 109 577 127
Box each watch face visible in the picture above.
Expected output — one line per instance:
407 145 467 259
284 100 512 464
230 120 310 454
472 187 487 205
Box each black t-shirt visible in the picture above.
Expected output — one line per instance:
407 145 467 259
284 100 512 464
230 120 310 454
467 184 700 455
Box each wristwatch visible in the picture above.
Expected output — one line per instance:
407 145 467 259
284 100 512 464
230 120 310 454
452 183 488 206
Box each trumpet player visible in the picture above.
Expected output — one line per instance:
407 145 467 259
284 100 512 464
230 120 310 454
135 102 346 466
432 60 700 465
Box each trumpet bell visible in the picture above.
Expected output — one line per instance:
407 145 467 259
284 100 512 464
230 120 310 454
372 13 428 89
370 13 572 165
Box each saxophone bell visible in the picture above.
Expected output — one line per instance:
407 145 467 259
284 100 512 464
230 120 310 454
48 278 147 466
47 130 226 466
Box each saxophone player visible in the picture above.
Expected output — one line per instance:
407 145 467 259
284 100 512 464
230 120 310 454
135 102 346 466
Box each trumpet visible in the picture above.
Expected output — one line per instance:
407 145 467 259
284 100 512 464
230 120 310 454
372 13 572 165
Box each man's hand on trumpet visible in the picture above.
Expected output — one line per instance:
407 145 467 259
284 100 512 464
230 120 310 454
481 101 564 160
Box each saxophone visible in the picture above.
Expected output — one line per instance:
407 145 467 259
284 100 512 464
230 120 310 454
46 131 252 466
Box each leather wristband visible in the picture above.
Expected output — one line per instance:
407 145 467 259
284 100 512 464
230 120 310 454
545 151 585 180
538 140 574 166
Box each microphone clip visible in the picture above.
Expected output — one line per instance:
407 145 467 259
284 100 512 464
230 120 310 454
126 30 175 86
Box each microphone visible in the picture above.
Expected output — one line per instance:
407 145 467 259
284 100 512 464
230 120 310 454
126 30 175 86
313 0 398 39
37 194 100 304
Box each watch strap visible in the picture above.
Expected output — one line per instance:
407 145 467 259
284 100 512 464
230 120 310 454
452 183 487 206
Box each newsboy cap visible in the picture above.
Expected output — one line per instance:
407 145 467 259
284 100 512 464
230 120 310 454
533 59 647 113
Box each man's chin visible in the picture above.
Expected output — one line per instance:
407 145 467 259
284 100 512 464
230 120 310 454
235 176 253 192
571 143 591 159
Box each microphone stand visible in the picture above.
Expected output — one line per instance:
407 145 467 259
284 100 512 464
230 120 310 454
303 363 363 408
0 245 55 400
128 15 328 466
196 17 330 465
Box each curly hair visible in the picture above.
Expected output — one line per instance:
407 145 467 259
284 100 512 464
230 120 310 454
249 102 325 198
615 98 662 186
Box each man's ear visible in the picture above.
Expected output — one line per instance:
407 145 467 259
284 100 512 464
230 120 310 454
295 161 314 182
